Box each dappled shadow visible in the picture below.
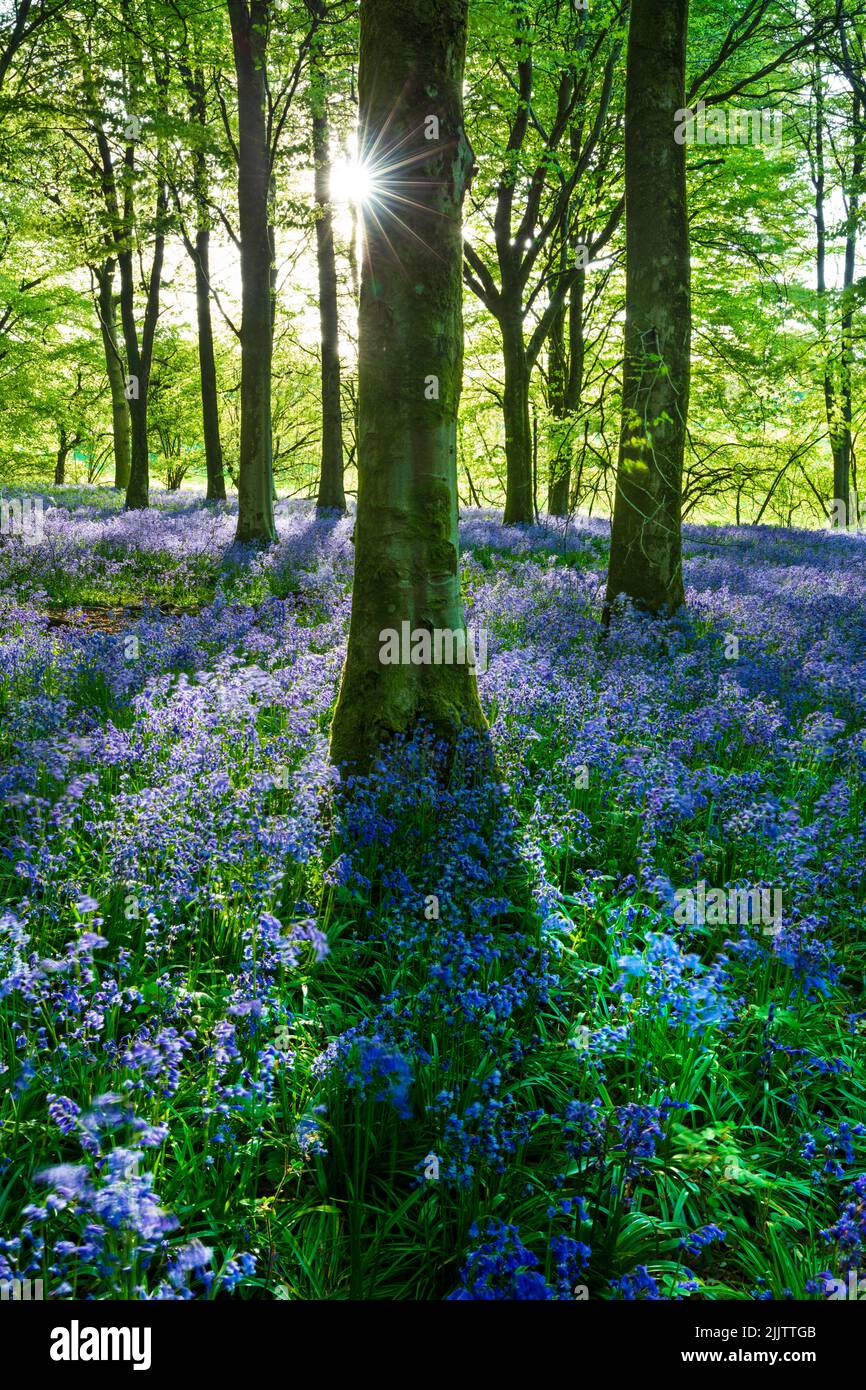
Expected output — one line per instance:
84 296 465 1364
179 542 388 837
291 722 547 1296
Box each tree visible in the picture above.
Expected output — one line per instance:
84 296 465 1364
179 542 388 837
70 2 169 512
605 0 691 616
105 0 170 510
228 0 277 542
329 0 485 770
307 0 346 512
824 3 865 522
93 258 132 490
176 56 228 502
463 0 625 525
0 0 67 92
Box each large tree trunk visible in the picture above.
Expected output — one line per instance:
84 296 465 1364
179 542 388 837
312 86 346 512
329 0 485 772
605 0 690 616
501 302 534 524
95 260 131 490
229 0 276 543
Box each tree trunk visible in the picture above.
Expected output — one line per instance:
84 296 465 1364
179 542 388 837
837 96 861 523
119 195 165 512
125 392 150 507
95 260 131 490
605 0 689 616
312 87 346 511
329 0 485 772
547 291 568 517
195 224 227 501
54 425 68 485
501 302 534 524
119 254 151 512
229 0 276 543
814 61 846 523
548 259 585 517
187 67 227 504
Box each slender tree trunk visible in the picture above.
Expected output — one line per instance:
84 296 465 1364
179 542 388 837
605 0 689 616
186 68 227 503
119 184 166 512
124 392 150 507
330 0 485 771
501 301 534 524
195 223 227 501
549 124 587 518
312 87 346 511
837 97 862 523
119 249 157 512
54 425 68 485
548 286 569 517
229 0 276 543
95 260 131 490
348 198 360 302
815 62 847 522
548 258 585 517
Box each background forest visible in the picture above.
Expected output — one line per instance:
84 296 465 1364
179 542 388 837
1 0 865 1314
0 0 863 528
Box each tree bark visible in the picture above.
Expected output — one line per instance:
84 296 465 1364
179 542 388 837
836 96 861 522
814 61 848 523
119 191 165 512
605 0 689 616
312 82 346 511
548 246 585 517
229 0 276 542
95 259 132 490
194 223 227 501
116 9 166 513
329 0 485 772
501 301 534 524
54 424 68 485
187 67 227 503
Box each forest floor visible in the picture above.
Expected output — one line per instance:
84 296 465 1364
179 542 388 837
0 487 864 1300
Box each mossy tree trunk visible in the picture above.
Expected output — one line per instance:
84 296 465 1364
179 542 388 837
229 0 277 543
604 0 690 616
329 0 485 772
